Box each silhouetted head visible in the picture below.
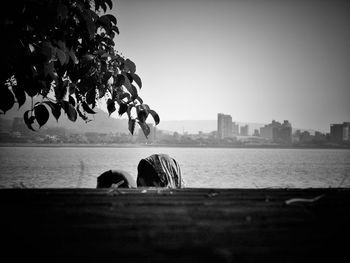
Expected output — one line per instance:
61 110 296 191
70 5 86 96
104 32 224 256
137 154 182 188
97 170 136 188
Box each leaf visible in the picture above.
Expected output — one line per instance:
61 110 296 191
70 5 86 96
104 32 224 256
126 73 133 83
136 96 143 104
104 14 117 25
24 110 36 131
34 104 49 128
131 73 142 89
93 0 101 11
82 101 96 114
77 105 88 121
112 26 119 34
102 71 112 85
12 85 26 109
136 105 149 123
124 59 136 73
118 93 131 102
69 49 79 64
128 118 136 135
43 101 61 121
100 1 107 12
23 78 39 97
57 40 67 51
105 0 113 10
118 103 128 116
149 110 160 125
114 74 125 87
126 85 138 100
69 95 76 106
98 84 107 98
40 41 53 62
85 88 96 105
141 104 150 111
69 83 76 95
62 101 77 122
138 121 150 138
43 62 58 81
98 15 112 34
137 110 148 123
106 98 116 116
115 55 125 64
56 48 67 65
127 105 133 119
0 85 15 113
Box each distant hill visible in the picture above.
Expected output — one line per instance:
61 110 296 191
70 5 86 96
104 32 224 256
0 118 12 132
0 101 129 134
46 109 129 134
157 120 216 134
1 100 318 135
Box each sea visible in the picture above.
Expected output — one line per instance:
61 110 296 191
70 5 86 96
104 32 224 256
0 146 349 189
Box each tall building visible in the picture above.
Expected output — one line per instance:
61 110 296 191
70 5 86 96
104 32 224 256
344 123 350 142
232 122 239 135
330 124 343 143
330 122 350 143
279 120 292 144
240 125 249 136
260 120 292 144
217 113 233 139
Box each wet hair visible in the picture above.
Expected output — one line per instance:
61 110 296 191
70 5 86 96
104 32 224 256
97 170 135 188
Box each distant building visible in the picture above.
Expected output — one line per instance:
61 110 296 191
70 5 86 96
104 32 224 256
260 120 292 144
240 125 249 136
260 120 280 141
314 131 327 143
330 124 343 143
330 122 350 143
344 124 350 142
293 130 301 143
253 129 260 137
232 122 239 135
301 131 311 142
278 120 292 144
217 113 233 139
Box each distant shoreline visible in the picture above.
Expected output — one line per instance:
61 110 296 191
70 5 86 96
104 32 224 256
0 142 349 150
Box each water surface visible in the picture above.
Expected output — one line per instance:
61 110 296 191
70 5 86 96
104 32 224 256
0 146 349 188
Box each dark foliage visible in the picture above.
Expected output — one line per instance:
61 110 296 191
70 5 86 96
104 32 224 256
1 0 159 137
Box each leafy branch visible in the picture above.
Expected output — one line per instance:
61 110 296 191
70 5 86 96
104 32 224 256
1 0 159 137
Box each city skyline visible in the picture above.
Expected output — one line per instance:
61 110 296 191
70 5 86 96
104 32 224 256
109 0 350 133
4 114 349 147
0 103 346 135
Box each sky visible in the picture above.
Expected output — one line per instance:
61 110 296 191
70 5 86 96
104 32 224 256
110 0 350 132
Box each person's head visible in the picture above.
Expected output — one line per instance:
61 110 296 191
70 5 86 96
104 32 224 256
137 154 182 188
97 170 136 188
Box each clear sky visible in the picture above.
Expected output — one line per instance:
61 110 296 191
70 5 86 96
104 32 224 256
110 0 350 132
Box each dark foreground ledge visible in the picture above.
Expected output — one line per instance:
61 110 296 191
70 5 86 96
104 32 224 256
1 188 349 263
